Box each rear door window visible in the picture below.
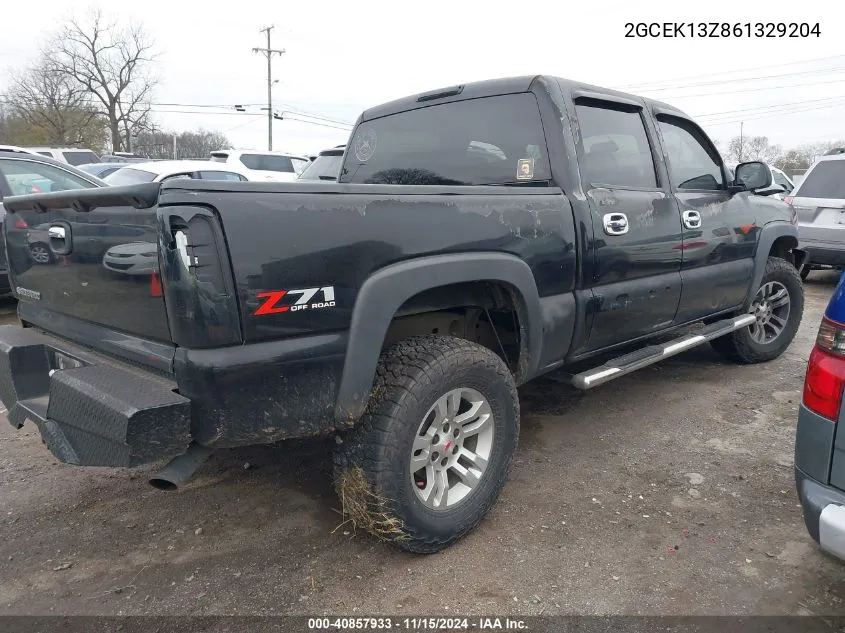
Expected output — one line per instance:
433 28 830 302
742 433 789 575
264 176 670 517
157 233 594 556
341 93 551 185
795 161 845 199
574 102 657 189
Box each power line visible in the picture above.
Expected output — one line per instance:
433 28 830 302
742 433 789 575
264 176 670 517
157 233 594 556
273 112 352 132
701 99 845 127
655 77 845 100
615 54 845 90
636 66 845 93
694 95 845 119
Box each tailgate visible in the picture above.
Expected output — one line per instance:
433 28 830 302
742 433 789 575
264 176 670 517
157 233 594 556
2 184 171 342
794 197 845 236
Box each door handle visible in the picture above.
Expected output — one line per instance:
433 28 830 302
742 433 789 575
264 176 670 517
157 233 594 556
603 212 629 236
48 223 72 255
682 210 702 230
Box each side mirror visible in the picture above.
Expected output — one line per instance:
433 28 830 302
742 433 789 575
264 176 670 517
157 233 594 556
733 161 773 192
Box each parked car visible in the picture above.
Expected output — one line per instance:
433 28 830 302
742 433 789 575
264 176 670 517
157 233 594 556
77 162 127 179
209 149 310 182
796 268 845 561
99 154 151 164
771 165 796 199
102 241 159 276
0 152 105 294
23 148 101 166
0 145 39 156
298 145 345 181
0 75 805 554
727 163 794 200
787 149 845 279
103 160 253 185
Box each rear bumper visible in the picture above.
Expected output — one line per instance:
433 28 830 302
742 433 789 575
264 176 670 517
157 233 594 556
0 324 191 467
796 466 845 562
798 229 845 267
804 246 845 268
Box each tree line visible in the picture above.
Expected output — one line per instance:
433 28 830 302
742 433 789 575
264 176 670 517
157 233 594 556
717 135 845 171
0 9 232 158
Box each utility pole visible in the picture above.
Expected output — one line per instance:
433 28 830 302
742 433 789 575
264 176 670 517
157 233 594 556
739 122 744 162
173 133 178 160
252 26 285 151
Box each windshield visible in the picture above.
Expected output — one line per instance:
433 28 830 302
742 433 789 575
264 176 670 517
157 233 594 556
104 167 157 185
298 154 343 180
795 161 845 199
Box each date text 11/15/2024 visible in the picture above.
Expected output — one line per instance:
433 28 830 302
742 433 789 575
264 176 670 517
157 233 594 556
307 617 528 630
625 22 821 38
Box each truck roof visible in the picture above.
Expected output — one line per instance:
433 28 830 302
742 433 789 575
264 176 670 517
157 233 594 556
359 75 687 123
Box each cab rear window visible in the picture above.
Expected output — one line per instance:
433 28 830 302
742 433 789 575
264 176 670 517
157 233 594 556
340 93 551 186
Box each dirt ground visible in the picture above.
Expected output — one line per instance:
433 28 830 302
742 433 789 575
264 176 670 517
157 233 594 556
1 272 845 618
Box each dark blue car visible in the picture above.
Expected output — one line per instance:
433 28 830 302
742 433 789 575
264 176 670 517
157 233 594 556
797 270 845 560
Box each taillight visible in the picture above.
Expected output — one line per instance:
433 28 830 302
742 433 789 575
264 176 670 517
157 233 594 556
13 218 28 229
784 196 794 205
803 317 845 420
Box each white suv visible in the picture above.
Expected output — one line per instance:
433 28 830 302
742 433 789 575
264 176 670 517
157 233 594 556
209 150 310 182
24 147 101 166
788 148 845 279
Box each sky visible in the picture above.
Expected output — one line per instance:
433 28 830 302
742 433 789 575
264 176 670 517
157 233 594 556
0 0 843 156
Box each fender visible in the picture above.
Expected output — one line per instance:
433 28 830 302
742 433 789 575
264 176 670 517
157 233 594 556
746 221 800 305
334 252 544 422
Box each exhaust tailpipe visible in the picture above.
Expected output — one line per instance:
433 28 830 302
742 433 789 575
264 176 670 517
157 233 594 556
149 443 212 491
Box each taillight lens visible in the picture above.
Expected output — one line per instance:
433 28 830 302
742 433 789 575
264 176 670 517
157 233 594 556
804 317 845 420
13 218 28 229
784 196 794 205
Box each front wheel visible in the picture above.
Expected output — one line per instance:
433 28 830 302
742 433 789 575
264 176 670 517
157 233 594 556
710 256 804 363
333 335 519 554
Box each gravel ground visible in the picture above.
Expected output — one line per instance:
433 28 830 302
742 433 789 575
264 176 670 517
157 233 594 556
1 273 844 617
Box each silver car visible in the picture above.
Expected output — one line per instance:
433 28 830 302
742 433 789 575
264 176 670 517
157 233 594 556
790 149 845 280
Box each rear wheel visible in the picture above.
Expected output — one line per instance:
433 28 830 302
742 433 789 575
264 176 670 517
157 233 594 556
710 256 803 363
29 243 52 265
333 335 519 554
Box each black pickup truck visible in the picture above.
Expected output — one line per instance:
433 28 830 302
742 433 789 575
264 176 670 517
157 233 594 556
0 75 806 553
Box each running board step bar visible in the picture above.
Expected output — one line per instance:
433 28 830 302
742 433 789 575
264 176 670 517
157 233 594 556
572 314 756 390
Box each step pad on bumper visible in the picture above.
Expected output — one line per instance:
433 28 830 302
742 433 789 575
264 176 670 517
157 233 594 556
0 325 191 467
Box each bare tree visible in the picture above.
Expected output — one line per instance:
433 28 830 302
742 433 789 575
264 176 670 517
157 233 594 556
47 9 159 152
4 56 106 149
725 135 781 164
133 128 233 160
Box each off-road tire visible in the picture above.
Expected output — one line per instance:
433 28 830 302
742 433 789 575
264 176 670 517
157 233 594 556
333 335 519 554
710 256 804 363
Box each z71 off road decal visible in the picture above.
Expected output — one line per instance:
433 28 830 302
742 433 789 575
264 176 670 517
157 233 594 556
253 286 336 316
